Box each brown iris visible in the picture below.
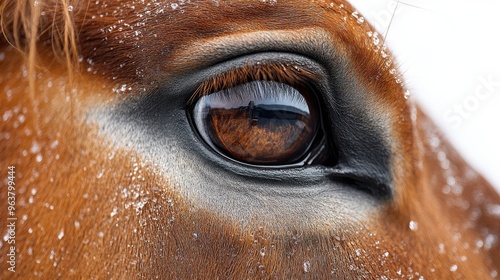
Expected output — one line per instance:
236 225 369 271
193 80 319 165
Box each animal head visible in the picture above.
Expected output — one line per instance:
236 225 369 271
1 0 499 278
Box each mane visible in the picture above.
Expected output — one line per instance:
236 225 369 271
0 0 80 80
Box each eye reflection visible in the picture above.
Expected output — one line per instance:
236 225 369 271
192 80 319 165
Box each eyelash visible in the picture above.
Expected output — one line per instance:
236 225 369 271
188 62 320 105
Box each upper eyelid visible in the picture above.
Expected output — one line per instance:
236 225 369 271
187 62 320 105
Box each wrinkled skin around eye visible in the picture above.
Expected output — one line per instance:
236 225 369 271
193 80 319 165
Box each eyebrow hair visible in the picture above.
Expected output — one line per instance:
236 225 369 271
188 62 319 105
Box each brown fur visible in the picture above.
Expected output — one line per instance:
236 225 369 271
1 0 499 278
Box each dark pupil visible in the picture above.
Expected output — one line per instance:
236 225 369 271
193 80 319 165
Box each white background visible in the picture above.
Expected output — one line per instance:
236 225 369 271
350 0 500 191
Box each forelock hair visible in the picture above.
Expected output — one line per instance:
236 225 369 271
0 0 80 76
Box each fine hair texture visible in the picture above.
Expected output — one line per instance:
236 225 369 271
0 0 79 83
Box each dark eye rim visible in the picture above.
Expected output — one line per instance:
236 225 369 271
107 50 392 200
173 52 391 199
186 68 338 169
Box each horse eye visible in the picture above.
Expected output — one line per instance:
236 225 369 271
192 80 321 166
